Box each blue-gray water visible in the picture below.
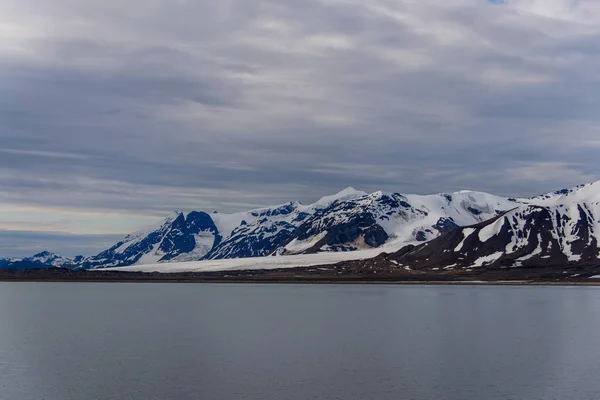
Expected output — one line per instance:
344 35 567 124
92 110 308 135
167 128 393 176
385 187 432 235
1 283 600 400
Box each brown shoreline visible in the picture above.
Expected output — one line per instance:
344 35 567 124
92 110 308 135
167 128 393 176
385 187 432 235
1 268 600 286
3 280 600 286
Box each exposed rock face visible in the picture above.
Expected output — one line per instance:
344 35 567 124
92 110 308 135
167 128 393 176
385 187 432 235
386 182 600 270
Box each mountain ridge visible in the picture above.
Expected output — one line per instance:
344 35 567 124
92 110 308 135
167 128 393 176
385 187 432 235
2 186 524 270
353 181 600 273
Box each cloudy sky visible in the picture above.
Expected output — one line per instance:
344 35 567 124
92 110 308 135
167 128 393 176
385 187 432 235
2 0 600 257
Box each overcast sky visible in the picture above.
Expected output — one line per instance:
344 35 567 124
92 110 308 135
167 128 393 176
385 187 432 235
2 0 600 257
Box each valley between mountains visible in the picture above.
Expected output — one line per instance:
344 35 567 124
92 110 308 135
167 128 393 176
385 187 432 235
5 182 600 282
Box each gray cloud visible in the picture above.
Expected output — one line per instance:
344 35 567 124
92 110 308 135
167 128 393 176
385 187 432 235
2 0 600 255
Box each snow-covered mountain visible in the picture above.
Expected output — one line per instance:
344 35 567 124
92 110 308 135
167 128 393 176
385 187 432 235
73 188 363 268
25 251 79 267
388 181 600 270
279 190 516 255
71 186 516 269
10 182 600 272
0 252 79 270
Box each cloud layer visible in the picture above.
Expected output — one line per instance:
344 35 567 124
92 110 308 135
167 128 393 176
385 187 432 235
2 0 600 255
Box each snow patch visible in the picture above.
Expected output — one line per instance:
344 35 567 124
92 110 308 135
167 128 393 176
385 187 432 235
455 228 475 252
114 241 132 254
478 218 505 243
284 231 328 254
470 252 503 268
135 243 163 265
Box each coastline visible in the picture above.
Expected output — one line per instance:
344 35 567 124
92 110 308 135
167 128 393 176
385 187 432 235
1 268 600 286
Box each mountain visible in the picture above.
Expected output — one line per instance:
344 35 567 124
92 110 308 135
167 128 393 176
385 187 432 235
0 186 520 270
24 251 79 267
275 190 517 256
11 182 600 272
384 182 600 271
55 186 516 269
72 188 361 268
0 252 78 270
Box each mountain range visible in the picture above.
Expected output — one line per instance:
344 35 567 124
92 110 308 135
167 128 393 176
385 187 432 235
384 182 600 271
2 186 518 270
5 182 600 274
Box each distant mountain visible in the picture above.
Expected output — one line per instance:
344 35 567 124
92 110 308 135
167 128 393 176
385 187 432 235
0 252 79 270
3 186 520 270
386 182 600 270
25 251 80 267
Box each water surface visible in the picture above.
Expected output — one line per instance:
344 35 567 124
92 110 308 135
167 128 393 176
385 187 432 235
1 283 599 400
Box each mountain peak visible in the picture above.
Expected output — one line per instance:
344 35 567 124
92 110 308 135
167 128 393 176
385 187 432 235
32 250 53 258
21 251 74 268
339 186 360 194
312 186 368 209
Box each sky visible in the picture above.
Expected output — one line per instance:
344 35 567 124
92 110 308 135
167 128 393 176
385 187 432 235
2 0 600 257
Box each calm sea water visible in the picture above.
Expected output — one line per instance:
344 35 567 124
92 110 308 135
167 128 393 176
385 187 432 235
1 283 600 400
